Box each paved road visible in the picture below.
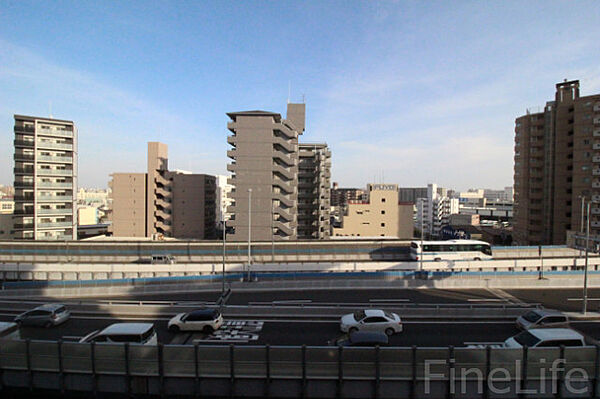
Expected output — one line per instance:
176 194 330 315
3 312 600 348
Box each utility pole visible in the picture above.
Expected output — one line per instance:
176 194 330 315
538 245 544 279
271 201 275 262
420 203 424 272
222 218 226 296
247 188 252 281
583 201 590 314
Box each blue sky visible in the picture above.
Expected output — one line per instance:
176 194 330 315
1 1 599 190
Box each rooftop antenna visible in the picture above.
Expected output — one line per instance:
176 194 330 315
287 81 291 104
49 101 53 119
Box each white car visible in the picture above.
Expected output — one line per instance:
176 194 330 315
80 323 158 345
504 328 585 348
340 309 402 336
516 309 569 330
168 309 223 333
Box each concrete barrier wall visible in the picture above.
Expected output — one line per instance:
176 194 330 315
0 340 597 399
1 255 600 282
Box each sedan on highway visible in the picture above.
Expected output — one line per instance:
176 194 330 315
340 309 402 336
516 309 569 330
168 309 223 333
14 304 70 328
504 328 585 348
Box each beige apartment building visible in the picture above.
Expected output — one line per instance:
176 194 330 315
514 80 600 245
110 142 216 239
13 115 77 240
298 143 331 239
333 184 413 238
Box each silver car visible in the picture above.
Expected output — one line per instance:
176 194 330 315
14 304 70 328
516 309 569 330
340 309 403 336
80 323 158 345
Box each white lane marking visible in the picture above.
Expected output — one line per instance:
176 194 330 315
463 342 504 345
369 299 410 302
467 298 503 302
567 298 600 301
485 289 526 305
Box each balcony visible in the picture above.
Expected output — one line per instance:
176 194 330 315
273 164 294 179
593 195 600 202
273 136 297 152
14 181 34 188
14 125 35 133
37 140 73 151
14 139 34 148
272 192 296 208
594 143 600 150
13 223 34 230
37 195 72 202
13 209 34 215
37 221 73 229
594 169 600 176
227 136 237 146
594 129 600 137
14 168 34 175
37 168 73 177
14 153 34 162
37 155 73 164
226 149 237 159
273 220 294 236
273 177 295 194
592 208 600 215
227 121 237 132
592 222 600 228
227 163 237 173
594 156 600 163
155 186 171 198
273 151 295 166
37 127 73 138
155 197 171 209
594 104 600 112
37 182 73 189
13 196 34 202
593 182 600 188
278 123 299 139
38 208 73 216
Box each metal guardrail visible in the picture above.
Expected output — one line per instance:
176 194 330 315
0 339 598 398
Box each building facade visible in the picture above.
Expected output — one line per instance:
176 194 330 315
298 143 331 239
13 115 77 240
416 183 459 238
513 80 600 244
333 184 413 238
330 183 367 207
110 142 216 239
226 105 304 241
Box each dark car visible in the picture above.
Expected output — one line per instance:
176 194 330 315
330 331 389 347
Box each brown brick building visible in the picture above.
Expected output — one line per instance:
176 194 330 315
514 80 600 245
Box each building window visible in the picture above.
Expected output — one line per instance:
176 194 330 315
381 210 385 215
381 222 385 227
381 198 386 203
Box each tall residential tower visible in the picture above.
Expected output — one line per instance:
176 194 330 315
13 115 77 240
513 80 600 244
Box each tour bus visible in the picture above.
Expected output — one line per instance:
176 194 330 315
410 240 493 261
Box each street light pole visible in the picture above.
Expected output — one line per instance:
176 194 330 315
247 188 252 281
271 201 275 262
420 203 424 272
583 201 590 314
222 217 226 296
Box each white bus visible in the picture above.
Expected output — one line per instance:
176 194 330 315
410 240 492 261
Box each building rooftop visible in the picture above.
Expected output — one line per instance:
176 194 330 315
14 114 74 124
226 110 282 122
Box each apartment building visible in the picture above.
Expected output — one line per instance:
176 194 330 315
110 142 216 239
333 184 413 238
13 115 77 240
226 104 304 241
416 183 459 238
0 198 14 239
330 183 367 207
398 187 428 204
513 80 600 245
298 143 331 239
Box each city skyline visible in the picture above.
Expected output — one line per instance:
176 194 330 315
1 1 599 190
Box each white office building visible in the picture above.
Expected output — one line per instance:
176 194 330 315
416 183 459 238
